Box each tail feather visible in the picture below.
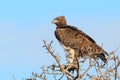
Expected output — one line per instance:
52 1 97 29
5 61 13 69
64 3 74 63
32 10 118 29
97 53 107 64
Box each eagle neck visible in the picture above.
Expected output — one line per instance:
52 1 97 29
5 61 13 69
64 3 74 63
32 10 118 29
55 23 68 28
56 26 69 29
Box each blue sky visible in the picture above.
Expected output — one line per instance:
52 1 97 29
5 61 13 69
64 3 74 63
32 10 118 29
0 0 120 80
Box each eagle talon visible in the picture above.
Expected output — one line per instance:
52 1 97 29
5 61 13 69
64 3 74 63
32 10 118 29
64 63 78 73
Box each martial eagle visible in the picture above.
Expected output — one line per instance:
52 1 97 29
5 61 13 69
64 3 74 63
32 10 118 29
52 16 108 64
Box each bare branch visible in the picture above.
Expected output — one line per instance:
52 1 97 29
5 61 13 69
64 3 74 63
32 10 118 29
81 58 92 77
43 40 74 79
24 41 120 80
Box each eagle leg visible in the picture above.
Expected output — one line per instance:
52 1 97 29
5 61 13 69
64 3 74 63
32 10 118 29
64 63 78 73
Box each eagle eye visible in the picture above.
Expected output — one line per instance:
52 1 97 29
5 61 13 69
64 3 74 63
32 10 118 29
56 18 61 22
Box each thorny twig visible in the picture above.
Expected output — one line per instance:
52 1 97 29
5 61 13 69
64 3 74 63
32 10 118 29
25 40 120 80
43 40 74 79
81 58 92 77
42 40 120 80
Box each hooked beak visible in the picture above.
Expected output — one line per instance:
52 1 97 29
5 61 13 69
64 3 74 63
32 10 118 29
52 19 59 24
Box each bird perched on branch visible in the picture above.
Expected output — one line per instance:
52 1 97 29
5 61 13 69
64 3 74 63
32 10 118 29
52 16 108 64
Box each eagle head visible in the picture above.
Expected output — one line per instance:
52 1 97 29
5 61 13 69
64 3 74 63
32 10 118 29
52 16 67 27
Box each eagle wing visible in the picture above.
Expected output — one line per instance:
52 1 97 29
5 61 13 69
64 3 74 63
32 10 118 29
55 26 107 56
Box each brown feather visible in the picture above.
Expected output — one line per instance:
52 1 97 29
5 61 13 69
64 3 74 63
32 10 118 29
53 16 108 63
